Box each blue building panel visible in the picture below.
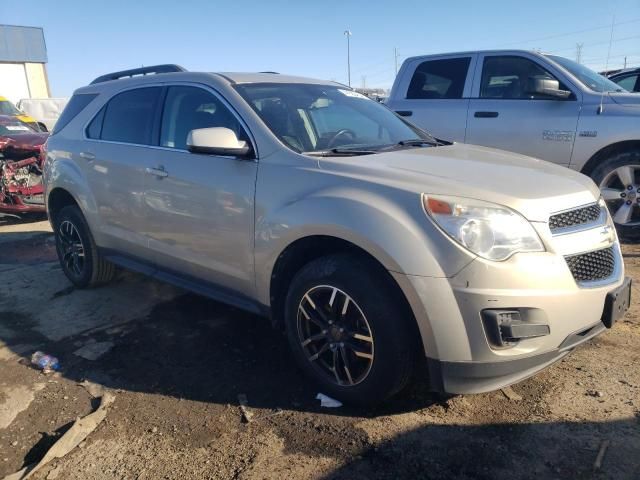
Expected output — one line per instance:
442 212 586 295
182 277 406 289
0 25 47 63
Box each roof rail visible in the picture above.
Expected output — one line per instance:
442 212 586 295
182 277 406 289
90 64 187 85
259 71 280 74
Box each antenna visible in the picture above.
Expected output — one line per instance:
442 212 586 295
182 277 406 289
598 15 615 115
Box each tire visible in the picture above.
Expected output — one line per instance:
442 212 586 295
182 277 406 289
591 150 640 240
284 254 417 406
53 205 116 288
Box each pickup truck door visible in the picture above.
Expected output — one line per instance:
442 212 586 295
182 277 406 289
388 54 477 143
143 84 258 298
465 53 581 166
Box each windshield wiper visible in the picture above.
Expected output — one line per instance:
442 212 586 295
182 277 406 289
302 147 378 157
397 138 440 146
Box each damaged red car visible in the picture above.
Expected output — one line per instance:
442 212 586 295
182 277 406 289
0 115 48 214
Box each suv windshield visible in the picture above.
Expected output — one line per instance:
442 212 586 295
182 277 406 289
545 55 626 93
235 83 434 155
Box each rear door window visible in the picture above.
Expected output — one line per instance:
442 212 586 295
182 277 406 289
100 87 161 145
406 58 471 99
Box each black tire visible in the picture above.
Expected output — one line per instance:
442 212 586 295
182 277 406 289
591 150 640 240
37 122 48 132
284 254 417 406
53 205 115 287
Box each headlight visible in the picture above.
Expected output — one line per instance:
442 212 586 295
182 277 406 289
422 194 545 261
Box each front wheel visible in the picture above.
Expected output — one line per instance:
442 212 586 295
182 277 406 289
592 150 640 240
284 254 417 406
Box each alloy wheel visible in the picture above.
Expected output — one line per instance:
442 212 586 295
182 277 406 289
599 165 640 226
57 220 86 277
297 285 374 387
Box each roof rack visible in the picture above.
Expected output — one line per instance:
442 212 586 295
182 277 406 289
90 64 187 85
259 71 280 74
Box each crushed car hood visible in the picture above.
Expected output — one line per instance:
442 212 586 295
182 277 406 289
0 132 48 146
325 143 600 222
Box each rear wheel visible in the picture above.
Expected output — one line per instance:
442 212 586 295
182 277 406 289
592 150 640 240
53 205 115 287
284 254 417 406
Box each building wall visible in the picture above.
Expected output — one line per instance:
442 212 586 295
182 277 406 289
0 25 50 103
25 62 49 98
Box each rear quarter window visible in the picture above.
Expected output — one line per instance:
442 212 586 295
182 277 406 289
51 93 98 134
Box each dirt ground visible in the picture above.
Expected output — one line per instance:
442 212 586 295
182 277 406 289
0 216 638 480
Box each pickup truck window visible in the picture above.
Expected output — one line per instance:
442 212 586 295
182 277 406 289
614 74 639 93
480 56 566 99
407 58 470 99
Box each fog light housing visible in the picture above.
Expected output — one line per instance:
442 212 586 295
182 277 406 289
482 309 550 348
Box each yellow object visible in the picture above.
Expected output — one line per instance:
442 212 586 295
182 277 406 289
0 96 38 124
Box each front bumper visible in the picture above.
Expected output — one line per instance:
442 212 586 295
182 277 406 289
391 243 627 394
426 320 605 394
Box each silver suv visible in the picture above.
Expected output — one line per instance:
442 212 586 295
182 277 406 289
387 50 640 238
44 65 631 405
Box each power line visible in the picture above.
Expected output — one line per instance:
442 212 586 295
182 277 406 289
493 17 640 48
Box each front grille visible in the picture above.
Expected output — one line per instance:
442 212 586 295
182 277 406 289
549 204 601 232
565 247 615 283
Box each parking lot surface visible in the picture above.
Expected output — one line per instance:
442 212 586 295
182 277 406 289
0 217 638 480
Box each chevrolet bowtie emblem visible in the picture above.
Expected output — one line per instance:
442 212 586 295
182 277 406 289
600 225 615 244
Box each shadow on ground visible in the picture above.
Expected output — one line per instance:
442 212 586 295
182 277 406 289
318 416 640 480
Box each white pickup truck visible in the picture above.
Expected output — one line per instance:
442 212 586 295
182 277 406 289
387 50 640 237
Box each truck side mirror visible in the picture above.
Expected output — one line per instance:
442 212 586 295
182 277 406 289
526 77 572 99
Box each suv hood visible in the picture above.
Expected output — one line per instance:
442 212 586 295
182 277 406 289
608 92 640 107
327 143 600 222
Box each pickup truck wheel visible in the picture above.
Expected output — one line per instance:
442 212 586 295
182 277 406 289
284 254 416 406
54 205 115 288
592 151 640 240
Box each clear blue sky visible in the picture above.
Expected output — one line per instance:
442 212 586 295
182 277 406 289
2 0 640 96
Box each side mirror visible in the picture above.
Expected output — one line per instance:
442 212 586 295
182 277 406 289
527 77 572 99
187 127 252 158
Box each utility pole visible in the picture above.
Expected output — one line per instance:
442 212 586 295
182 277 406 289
361 76 366 89
394 47 399 75
344 30 352 87
576 43 583 63
624 56 627 68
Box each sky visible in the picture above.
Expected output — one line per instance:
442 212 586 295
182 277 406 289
2 0 640 97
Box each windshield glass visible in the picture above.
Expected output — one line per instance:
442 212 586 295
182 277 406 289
0 101 22 116
234 83 434 154
545 55 626 93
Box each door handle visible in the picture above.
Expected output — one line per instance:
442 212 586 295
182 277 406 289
79 151 95 161
395 110 413 117
474 111 499 118
145 166 169 178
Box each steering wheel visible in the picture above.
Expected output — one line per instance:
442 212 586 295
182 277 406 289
326 129 356 149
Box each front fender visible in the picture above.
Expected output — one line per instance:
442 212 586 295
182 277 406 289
254 185 473 306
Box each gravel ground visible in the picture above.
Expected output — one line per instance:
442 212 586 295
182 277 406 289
0 217 638 480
